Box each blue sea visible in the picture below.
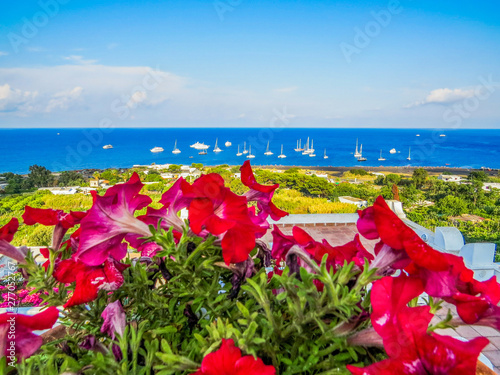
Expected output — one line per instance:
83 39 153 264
1 128 499 174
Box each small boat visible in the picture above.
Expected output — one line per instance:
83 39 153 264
242 141 248 154
389 148 396 154
378 149 386 161
225 141 232 147
357 144 367 161
103 144 113 149
278 144 286 159
323 149 328 159
309 139 315 154
309 152 316 157
236 145 242 156
294 139 303 152
246 145 255 159
213 138 222 153
407 147 411 161
416 134 420 137
190 141 203 149
440 134 446 137
264 141 273 156
150 146 164 153
172 140 181 154
199 150 207 155
302 137 311 155
354 138 361 158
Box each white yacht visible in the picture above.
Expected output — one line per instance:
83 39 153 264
389 148 397 154
440 134 446 137
294 139 303 152
354 138 362 158
213 138 222 153
246 145 255 159
150 146 164 153
323 149 328 159
309 139 315 154
264 141 273 156
242 141 248 154
236 145 243 156
199 149 207 155
416 134 420 137
190 142 209 150
357 144 367 161
103 144 113 149
302 137 311 155
225 141 232 147
172 140 181 154
407 147 411 161
190 141 203 149
378 150 386 161
278 144 286 159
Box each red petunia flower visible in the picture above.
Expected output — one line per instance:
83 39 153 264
240 161 288 221
348 274 489 375
75 172 152 266
0 306 59 361
0 218 28 264
192 338 275 375
22 206 86 250
53 255 129 308
181 174 264 265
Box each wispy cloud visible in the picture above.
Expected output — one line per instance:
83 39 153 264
273 86 298 93
0 51 9 57
407 87 476 107
63 55 98 65
46 87 83 112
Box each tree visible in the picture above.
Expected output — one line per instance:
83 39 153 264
412 168 428 188
468 171 489 182
28 165 54 188
58 171 84 187
168 165 182 173
385 174 401 185
436 195 468 216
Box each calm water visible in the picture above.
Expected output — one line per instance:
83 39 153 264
0 128 499 174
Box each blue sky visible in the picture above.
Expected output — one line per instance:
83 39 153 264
0 0 499 128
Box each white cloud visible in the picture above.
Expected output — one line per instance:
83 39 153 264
0 51 9 57
273 86 298 93
408 87 476 107
0 84 39 112
63 55 98 65
46 86 83 112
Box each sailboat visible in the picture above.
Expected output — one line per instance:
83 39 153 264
242 141 248 154
323 149 328 159
309 140 315 154
264 141 273 156
378 149 386 161
294 139 303 152
246 145 255 159
354 138 362 158
278 145 286 159
407 147 411 161
302 137 311 155
357 144 367 161
213 138 222 153
236 145 242 156
172 140 181 154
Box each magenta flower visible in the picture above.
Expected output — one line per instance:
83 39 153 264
101 300 126 340
240 161 288 221
75 172 152 266
22 206 86 250
0 218 28 264
0 307 59 361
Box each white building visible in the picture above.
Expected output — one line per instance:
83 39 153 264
338 196 368 208
438 175 463 183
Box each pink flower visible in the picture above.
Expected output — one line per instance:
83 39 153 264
0 218 28 264
192 338 275 375
240 161 288 221
101 300 126 340
22 207 86 250
75 172 152 266
0 307 59 361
